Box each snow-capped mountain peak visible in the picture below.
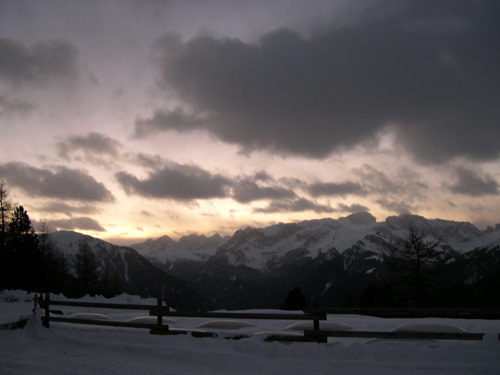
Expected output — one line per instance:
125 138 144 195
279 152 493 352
129 213 500 271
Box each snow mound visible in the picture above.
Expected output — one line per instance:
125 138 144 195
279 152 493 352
67 313 112 320
482 333 500 345
284 321 352 331
0 290 34 303
127 316 177 324
391 324 467 333
197 320 257 329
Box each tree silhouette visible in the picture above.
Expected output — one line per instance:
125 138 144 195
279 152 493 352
38 221 69 293
386 227 441 306
281 286 308 310
0 181 12 248
74 240 100 296
6 206 40 290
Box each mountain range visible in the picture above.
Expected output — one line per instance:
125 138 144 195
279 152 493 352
50 213 500 309
131 212 500 271
48 231 210 311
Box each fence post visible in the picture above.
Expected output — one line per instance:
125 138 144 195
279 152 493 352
32 293 38 315
156 297 162 327
313 318 319 331
43 292 50 328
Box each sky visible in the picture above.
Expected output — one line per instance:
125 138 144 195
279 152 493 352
0 0 499 244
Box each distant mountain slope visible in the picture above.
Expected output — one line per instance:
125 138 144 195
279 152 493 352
49 231 210 311
131 233 227 264
128 213 500 309
132 213 500 271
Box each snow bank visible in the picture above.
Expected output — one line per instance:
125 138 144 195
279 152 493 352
1 294 499 374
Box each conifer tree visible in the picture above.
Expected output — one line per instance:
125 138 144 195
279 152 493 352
74 240 100 296
386 227 441 306
7 206 40 290
0 181 12 248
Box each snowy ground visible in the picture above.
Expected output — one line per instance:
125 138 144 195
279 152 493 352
1 291 499 374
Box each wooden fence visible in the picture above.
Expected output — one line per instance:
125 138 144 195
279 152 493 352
37 293 326 341
37 293 499 343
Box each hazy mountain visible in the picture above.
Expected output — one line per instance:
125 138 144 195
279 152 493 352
133 213 500 271
131 233 226 265
49 231 210 311
126 213 500 309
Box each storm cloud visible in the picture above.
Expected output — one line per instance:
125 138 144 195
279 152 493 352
115 162 231 200
232 178 297 203
45 217 106 232
337 203 370 213
308 181 366 197
57 132 121 159
0 162 114 202
0 38 78 85
38 202 100 216
448 167 499 196
376 198 415 214
354 164 427 197
254 198 334 214
136 0 500 163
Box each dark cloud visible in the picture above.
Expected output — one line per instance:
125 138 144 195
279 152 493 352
376 198 415 214
127 153 167 170
115 162 231 200
135 108 208 138
56 132 121 160
136 0 500 163
37 202 99 216
0 38 78 85
354 164 427 197
45 217 106 232
308 181 366 197
337 203 370 213
0 94 34 116
0 162 114 202
279 177 308 190
117 157 302 204
448 167 499 196
254 198 334 213
232 178 296 203
253 170 272 182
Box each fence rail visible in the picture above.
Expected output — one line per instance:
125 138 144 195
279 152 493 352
37 293 499 343
46 317 168 330
38 293 172 334
150 311 326 321
40 300 161 311
37 293 326 338
304 307 500 320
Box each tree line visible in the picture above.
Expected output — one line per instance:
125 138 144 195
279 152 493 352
282 225 499 309
0 181 121 298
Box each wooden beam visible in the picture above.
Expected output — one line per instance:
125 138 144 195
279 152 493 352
303 307 500 320
43 293 50 328
42 300 160 310
45 316 169 330
303 330 489 341
149 311 326 321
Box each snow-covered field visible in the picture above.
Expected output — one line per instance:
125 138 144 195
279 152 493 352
1 291 499 374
